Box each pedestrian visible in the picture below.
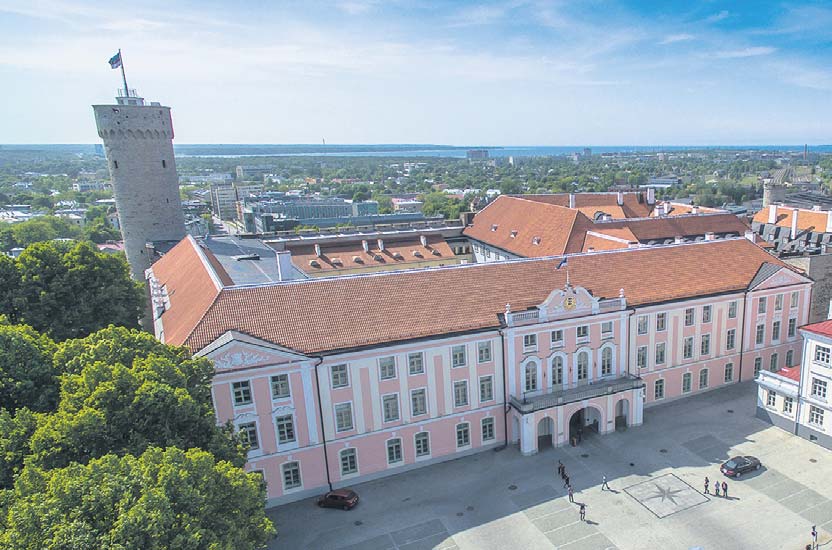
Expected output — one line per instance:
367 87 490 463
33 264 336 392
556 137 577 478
704 476 709 495
558 460 564 478
579 503 586 521
714 481 720 497
722 481 728 498
568 486 574 503
601 475 609 491
564 475 570 489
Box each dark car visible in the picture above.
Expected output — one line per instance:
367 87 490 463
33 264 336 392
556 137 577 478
317 488 359 510
720 456 761 478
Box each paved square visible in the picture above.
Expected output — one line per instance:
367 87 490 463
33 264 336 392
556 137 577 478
623 473 708 518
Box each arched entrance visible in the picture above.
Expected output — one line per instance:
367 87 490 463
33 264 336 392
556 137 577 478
568 406 602 445
537 417 554 450
615 399 630 431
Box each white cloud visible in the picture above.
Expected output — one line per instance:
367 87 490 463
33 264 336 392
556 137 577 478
659 33 694 45
713 46 776 59
706 10 730 23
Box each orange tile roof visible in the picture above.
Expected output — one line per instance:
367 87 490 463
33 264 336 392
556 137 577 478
802 319 832 339
776 367 801 382
653 202 724 217
582 233 632 252
519 192 654 218
752 206 830 232
168 238 792 354
595 214 749 242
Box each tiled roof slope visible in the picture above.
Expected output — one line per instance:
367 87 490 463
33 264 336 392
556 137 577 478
752 206 830 232
520 193 654 218
177 238 790 354
802 319 832 338
595 214 749 242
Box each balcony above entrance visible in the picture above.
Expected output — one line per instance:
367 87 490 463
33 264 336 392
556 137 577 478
510 374 644 414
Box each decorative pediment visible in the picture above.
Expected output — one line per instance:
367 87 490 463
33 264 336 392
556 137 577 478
749 264 811 291
538 283 600 321
197 331 310 371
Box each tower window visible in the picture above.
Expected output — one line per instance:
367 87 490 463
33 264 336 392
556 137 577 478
113 160 118 169
162 160 166 168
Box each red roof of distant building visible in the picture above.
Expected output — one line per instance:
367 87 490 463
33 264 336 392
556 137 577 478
776 366 801 382
802 319 832 338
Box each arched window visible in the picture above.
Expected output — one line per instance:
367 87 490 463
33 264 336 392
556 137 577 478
524 361 538 392
601 347 613 376
551 356 563 385
577 352 589 381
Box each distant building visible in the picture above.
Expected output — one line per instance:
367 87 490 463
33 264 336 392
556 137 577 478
72 181 109 193
210 183 264 220
391 198 423 213
467 149 489 162
235 165 273 182
645 176 681 188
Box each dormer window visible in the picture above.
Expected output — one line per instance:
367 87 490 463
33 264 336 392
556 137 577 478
392 252 403 260
309 259 321 268
510 230 518 238
412 250 423 258
491 224 499 231
331 258 343 266
532 236 541 245
352 256 363 264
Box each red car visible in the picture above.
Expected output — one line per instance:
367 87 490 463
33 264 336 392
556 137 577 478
317 488 359 510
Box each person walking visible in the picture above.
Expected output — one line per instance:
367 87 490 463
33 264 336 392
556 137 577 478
568 486 574 503
564 475 570 489
558 460 564 478
704 476 710 495
579 503 586 521
601 475 610 491
722 481 728 498
714 481 720 497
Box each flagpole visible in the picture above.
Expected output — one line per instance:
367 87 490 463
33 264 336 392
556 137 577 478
119 49 130 97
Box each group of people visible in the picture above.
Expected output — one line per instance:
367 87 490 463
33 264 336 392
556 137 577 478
704 476 729 498
558 460 587 522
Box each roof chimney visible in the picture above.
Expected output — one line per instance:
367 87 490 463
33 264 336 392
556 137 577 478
377 238 385 251
420 234 427 246
276 250 295 281
647 187 656 205
314 243 322 257
828 299 832 321
569 194 576 209
768 204 777 224
587 247 595 252
627 242 640 248
691 206 699 215
362 239 369 252
617 191 624 206
705 232 716 241
812 205 822 211
791 208 799 240
674 236 684 244
826 211 832 233
744 230 755 242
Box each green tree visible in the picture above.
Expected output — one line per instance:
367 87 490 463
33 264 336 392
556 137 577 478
0 256 21 322
0 408 40 489
0 324 58 413
0 447 275 550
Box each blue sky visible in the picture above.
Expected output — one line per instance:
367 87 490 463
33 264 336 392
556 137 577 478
0 0 830 144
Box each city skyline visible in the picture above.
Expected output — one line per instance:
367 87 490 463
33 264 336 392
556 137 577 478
1 0 831 145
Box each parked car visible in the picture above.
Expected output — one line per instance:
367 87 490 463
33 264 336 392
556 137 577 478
720 456 761 478
317 488 359 510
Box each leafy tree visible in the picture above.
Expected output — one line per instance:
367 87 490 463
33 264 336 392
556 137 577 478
0 447 275 550
420 192 464 220
0 408 40 489
0 324 58 413
0 256 21 322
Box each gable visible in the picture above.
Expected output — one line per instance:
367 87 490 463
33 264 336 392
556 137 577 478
538 284 601 321
749 264 811 291
196 331 310 372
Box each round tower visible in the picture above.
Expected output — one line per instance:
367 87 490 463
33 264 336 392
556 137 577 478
92 91 186 280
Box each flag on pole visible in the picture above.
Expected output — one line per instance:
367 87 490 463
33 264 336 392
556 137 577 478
556 256 568 270
108 52 122 69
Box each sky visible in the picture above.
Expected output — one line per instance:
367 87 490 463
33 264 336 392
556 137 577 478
0 0 830 145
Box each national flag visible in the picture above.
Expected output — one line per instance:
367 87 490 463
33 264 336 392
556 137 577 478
108 52 122 69
556 257 568 270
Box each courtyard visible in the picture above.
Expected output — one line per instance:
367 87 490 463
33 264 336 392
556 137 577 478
268 382 832 549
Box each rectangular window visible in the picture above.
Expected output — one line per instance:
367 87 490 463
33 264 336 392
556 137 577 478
791 290 799 309
726 328 736 351
387 438 403 464
408 352 424 375
654 379 665 400
340 449 358 475
754 357 762 377
772 321 781 342
767 390 776 407
335 403 354 432
523 334 537 351
788 318 797 338
238 422 259 450
699 369 709 389
379 356 396 380
410 388 427 416
477 341 492 363
415 432 430 457
551 330 564 346
758 296 767 314
728 301 738 319
756 324 765 345
331 364 349 388
454 380 469 407
775 294 783 311
382 394 400 422
282 462 301 490
682 372 692 393
815 345 831 365
577 325 589 340
783 397 794 414
270 374 290 399
684 308 695 326
655 342 666 365
702 305 712 324
656 313 667 332
275 415 296 444
812 378 828 399
683 337 693 359
452 345 466 368
480 376 494 402
701 334 711 356
232 381 252 406
601 321 613 337
724 362 734 383
809 405 824 426
456 423 470 448
770 353 778 372
637 346 648 369
786 350 794 367
482 417 495 442
637 315 648 335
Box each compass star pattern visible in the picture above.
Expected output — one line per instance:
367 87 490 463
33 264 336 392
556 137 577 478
624 474 709 518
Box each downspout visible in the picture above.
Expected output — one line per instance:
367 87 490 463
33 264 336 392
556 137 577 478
793 334 809 436
311 356 333 491
738 291 748 383
498 327 510 450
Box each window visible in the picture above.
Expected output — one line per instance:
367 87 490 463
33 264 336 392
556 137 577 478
682 372 692 393
238 422 259 450
654 379 665 400
770 353 778 372
340 449 358 475
551 356 563 385
755 324 765 345
775 294 783 311
480 376 494 402
702 305 712 323
785 350 794 367
790 290 799 309
482 417 495 441
408 352 424 375
271 374 290 399
602 321 613 337
456 423 470 447
415 432 430 457
655 342 666 365
811 378 828 399
772 321 781 342
275 415 296 444
454 381 469 407
577 325 589 340
382 394 400 422
637 315 648 335
232 381 252 406
524 363 538 392
754 357 762 378
767 390 776 407
478 341 492 363
601 347 613 376
726 328 736 351
577 352 589 380
728 301 737 319
113 160 118 169
282 462 301 490
637 346 648 369
551 330 564 347
815 345 831 365
523 334 537 351
335 403 353 432
699 369 709 389
411 389 427 416
331 364 349 388
656 313 667 332
701 334 711 356
452 345 467 368
379 356 396 380
758 297 767 314
684 308 695 326
683 337 694 359
724 363 734 383
788 318 797 338
809 405 824 426
387 438 403 464
783 397 794 414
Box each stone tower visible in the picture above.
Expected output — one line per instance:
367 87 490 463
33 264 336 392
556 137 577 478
93 90 186 280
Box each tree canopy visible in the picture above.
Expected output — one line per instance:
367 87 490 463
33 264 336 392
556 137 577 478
0 323 57 413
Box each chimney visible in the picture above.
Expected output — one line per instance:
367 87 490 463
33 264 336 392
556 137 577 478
276 250 295 281
826 211 832 233
768 204 777 224
691 206 699 215
587 247 595 253
362 239 369 252
617 191 624 206
377 239 385 251
420 234 427 246
569 194 576 209
674 236 684 244
812 205 822 211
791 208 799 240
745 230 755 242
828 299 832 320
314 244 321 257
627 242 640 248
705 232 716 241
647 187 656 205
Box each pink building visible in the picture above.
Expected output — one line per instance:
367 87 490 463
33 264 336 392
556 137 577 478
148 235 812 507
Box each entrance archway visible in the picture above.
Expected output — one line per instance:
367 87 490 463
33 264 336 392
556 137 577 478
568 406 603 445
537 417 554 450
615 399 630 431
